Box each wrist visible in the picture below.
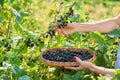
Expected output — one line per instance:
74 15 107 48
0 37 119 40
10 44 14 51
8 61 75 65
115 14 120 25
67 23 78 32
88 63 96 72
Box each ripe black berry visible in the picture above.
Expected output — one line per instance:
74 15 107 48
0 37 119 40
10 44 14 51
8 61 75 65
24 38 34 47
42 49 93 62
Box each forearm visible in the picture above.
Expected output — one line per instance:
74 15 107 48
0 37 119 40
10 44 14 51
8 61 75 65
115 14 120 24
89 65 115 76
68 16 120 33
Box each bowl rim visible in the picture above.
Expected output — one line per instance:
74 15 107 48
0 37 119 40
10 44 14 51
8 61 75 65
40 48 96 67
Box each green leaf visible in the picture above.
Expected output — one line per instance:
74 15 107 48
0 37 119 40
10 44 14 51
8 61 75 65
70 14 80 22
90 31 105 45
71 71 83 80
19 11 29 17
11 66 27 78
98 45 108 53
108 29 120 37
64 0 70 2
104 54 109 63
14 25 24 35
63 71 83 80
53 68 61 76
16 16 22 24
74 2 83 10
48 9 56 17
63 74 72 80
18 75 31 80
115 69 120 75
27 62 34 67
8 0 14 3
10 7 22 24
0 0 4 6
0 16 3 21
3 76 10 80
83 75 92 80
64 41 74 47
10 57 21 66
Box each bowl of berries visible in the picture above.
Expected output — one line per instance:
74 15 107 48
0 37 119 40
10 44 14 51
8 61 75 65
40 48 96 67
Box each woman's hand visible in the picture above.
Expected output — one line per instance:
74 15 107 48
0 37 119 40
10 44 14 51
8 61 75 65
54 23 77 35
64 56 94 70
54 14 120 34
64 56 115 75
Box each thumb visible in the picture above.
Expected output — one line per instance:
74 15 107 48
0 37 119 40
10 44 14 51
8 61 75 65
73 56 82 64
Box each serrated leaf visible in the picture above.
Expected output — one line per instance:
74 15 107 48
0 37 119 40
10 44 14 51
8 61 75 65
11 66 27 78
74 2 83 10
108 29 120 37
10 7 22 24
14 25 24 34
18 75 31 80
90 31 105 45
10 7 21 17
70 14 80 22
71 71 83 80
63 74 72 80
48 9 56 17
98 45 108 53
104 54 109 63
53 68 61 76
15 16 22 24
63 71 83 80
19 11 29 17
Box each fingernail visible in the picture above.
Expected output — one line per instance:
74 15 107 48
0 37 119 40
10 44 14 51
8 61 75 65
73 56 76 60
61 30 63 33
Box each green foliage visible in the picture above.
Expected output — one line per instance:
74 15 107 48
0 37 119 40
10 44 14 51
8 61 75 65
0 0 120 80
108 29 120 37
63 71 83 80
18 75 31 80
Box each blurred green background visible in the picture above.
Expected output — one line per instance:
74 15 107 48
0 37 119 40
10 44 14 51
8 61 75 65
0 0 120 80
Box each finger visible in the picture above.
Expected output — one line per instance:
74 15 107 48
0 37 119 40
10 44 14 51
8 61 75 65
57 28 67 35
60 28 66 34
55 27 60 31
54 27 58 31
54 26 61 31
64 66 82 70
62 30 67 35
56 28 62 34
73 56 82 64
62 29 70 35
54 27 68 35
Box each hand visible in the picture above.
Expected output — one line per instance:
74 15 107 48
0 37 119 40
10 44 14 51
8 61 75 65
64 56 115 75
54 23 77 35
64 56 94 70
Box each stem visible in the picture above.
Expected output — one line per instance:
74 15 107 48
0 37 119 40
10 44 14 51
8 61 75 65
7 12 12 39
54 1 64 23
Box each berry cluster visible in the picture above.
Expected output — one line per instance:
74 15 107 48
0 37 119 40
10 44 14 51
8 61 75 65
1 39 11 51
56 7 73 28
42 49 93 62
45 4 74 38
45 29 55 38
24 38 44 47
24 38 34 47
4 43 11 51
